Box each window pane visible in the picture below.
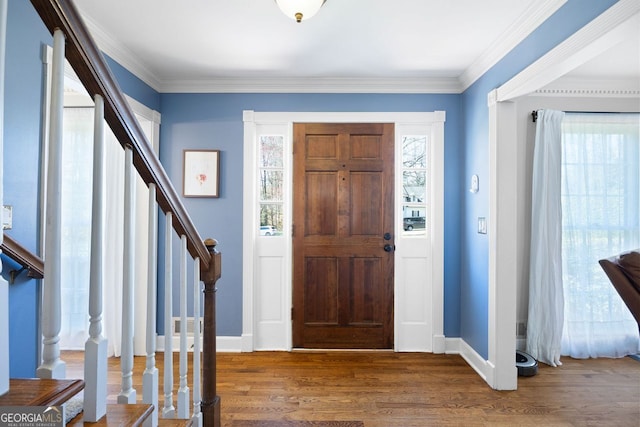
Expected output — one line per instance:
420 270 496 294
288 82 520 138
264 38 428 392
561 112 640 357
259 135 284 168
259 170 283 201
260 203 283 236
402 206 426 234
402 135 427 169
402 171 426 202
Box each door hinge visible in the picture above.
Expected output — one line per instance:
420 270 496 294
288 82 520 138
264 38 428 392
291 307 295 320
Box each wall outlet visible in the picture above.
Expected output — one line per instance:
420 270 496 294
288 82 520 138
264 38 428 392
517 322 527 337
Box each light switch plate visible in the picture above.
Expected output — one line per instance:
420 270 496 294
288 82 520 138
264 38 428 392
2 206 12 230
478 217 487 234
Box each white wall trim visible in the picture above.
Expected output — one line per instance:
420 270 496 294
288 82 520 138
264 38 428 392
533 79 640 98
81 16 162 91
162 77 462 94
459 0 567 91
243 111 445 353
487 90 518 390
459 339 491 384
156 335 243 353
81 1 566 94
497 0 640 102
444 338 491 384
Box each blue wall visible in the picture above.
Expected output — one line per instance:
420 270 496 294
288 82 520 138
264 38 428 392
3 0 52 378
3 0 622 375
458 0 620 358
104 55 160 112
157 93 463 336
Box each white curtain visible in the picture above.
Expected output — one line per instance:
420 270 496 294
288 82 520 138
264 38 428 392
60 107 125 356
560 113 640 358
60 107 94 350
60 107 153 357
527 109 565 367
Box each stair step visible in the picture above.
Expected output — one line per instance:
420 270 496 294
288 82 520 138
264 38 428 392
67 403 153 426
158 418 194 427
0 378 84 407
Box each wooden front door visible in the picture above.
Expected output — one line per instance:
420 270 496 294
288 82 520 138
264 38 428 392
292 123 395 349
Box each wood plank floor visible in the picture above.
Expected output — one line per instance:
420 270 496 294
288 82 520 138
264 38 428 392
64 350 640 427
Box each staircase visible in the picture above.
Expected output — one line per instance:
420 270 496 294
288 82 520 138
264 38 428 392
0 0 221 425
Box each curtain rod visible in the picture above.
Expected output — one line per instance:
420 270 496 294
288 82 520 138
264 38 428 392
531 110 634 123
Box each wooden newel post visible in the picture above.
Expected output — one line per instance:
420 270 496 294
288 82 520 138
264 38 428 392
201 238 221 427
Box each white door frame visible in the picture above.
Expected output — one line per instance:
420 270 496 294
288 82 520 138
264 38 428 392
242 111 445 353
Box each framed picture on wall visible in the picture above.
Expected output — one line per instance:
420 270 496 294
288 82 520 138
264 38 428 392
183 149 220 198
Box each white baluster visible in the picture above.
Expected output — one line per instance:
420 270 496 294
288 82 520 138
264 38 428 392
0 0 8 396
143 183 159 426
83 94 108 421
192 258 202 427
37 28 66 380
118 145 136 403
163 212 175 418
177 235 190 418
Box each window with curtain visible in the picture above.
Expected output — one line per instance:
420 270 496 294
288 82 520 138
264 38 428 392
561 112 640 358
60 106 126 354
59 104 153 356
60 107 94 349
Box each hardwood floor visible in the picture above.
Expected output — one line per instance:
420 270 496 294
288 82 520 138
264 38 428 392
64 350 640 426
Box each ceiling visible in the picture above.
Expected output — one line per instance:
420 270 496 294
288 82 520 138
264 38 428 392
71 0 639 94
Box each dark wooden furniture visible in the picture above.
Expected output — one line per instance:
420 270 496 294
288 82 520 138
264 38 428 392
599 250 640 327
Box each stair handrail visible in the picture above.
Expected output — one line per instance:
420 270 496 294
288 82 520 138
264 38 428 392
28 1 221 425
1 233 44 280
29 0 211 271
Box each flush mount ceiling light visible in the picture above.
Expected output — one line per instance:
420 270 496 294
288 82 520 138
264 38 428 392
275 0 326 23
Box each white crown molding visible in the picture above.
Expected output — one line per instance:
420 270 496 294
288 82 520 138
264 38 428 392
459 0 567 91
83 0 632 97
82 15 162 92
82 11 462 94
86 13 464 94
535 77 640 98
534 88 640 98
159 76 463 94
497 0 640 101
80 13 466 95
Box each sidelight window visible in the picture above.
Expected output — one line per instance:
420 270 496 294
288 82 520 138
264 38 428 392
258 135 284 236
401 135 428 235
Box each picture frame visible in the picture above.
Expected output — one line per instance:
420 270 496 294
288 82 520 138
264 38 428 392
183 149 220 198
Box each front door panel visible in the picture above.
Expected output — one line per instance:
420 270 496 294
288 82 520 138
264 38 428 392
293 123 395 349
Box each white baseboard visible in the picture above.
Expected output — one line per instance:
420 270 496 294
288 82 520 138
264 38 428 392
218 336 244 353
444 337 492 386
154 334 505 390
444 337 461 354
156 335 243 353
432 334 446 354
458 339 491 384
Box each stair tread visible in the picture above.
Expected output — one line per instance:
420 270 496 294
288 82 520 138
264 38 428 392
67 403 153 426
158 417 194 427
0 378 84 407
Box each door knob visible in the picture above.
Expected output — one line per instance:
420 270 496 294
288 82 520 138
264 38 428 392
384 244 395 252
